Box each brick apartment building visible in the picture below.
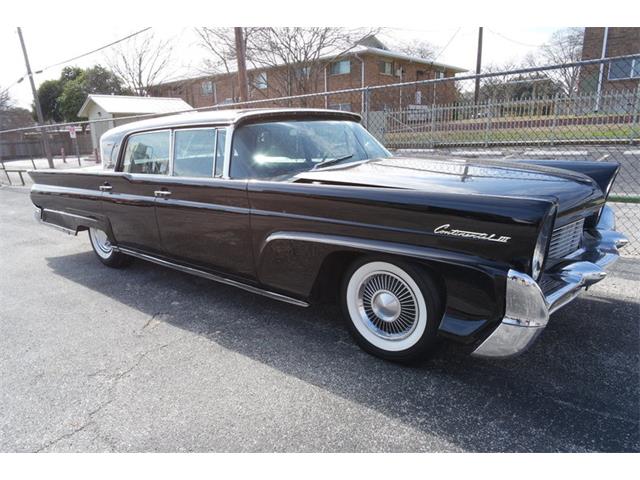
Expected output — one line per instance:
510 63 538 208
150 35 466 113
579 27 640 95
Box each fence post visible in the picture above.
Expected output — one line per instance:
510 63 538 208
74 135 81 166
430 105 436 148
484 100 492 147
61 147 66 163
632 84 640 144
550 94 559 146
362 87 371 128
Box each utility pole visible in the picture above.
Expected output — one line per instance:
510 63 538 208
234 27 249 103
474 27 484 105
17 27 54 168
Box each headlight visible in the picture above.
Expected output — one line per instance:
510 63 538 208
531 205 557 281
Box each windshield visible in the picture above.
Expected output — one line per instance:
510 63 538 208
230 120 390 180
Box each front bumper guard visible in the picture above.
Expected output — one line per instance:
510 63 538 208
472 206 628 359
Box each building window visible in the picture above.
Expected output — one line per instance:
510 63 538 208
415 91 422 105
379 61 393 75
254 72 268 89
329 103 351 112
435 71 445 79
296 66 311 78
330 60 351 75
608 58 640 80
201 80 213 96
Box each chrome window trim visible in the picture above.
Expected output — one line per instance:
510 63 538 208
222 125 234 179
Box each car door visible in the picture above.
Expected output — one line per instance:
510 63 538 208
101 129 171 255
153 127 254 279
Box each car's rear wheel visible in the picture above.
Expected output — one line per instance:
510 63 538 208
88 228 132 268
340 257 442 362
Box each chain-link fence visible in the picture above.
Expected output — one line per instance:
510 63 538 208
1 55 639 255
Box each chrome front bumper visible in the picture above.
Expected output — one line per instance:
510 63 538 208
473 205 628 359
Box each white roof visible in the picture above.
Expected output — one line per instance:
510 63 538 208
78 94 192 117
345 45 467 73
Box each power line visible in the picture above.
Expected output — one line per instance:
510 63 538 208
34 27 152 74
0 76 26 96
486 28 543 48
432 27 461 61
2 27 153 96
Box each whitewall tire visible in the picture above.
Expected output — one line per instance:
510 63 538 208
88 228 132 268
341 257 442 362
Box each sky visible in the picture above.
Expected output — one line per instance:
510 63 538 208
1 26 561 109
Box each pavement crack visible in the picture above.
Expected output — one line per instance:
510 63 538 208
34 337 186 452
139 312 163 333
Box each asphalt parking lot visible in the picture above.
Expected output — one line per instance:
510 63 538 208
1 185 638 452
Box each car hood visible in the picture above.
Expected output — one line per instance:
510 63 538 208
294 156 604 215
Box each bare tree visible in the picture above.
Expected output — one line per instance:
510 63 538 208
0 86 12 111
195 27 378 103
387 39 436 60
529 28 584 96
195 27 258 76
107 32 174 96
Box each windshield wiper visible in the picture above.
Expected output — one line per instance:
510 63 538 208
312 154 354 170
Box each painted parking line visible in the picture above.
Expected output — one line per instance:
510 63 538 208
596 154 610 162
451 151 504 156
623 150 640 155
524 150 588 156
396 148 435 154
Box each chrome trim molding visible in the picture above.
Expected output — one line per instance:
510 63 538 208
33 207 79 236
472 206 628 358
263 231 490 267
473 204 628 359
114 246 309 308
472 269 547 359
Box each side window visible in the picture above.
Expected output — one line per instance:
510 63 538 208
214 129 226 177
173 129 216 178
122 131 170 174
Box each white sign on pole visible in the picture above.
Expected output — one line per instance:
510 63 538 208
68 126 77 139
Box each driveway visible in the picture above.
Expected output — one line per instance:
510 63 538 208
1 185 638 452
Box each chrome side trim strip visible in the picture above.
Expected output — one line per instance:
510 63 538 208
33 207 77 236
42 208 94 224
114 247 309 308
263 231 495 268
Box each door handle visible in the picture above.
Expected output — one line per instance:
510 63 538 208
154 190 172 198
99 183 112 192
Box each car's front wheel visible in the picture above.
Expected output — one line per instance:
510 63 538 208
341 257 442 362
88 228 132 268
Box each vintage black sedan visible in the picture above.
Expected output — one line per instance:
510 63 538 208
29 109 628 361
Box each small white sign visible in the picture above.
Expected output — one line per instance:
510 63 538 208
68 126 77 139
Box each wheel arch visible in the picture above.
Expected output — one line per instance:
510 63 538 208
257 231 506 341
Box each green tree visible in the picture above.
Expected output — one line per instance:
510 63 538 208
35 79 64 122
35 65 128 123
58 78 87 123
84 65 129 95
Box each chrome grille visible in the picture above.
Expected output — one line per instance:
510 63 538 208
548 219 585 259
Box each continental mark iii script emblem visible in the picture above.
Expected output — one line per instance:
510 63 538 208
434 224 511 243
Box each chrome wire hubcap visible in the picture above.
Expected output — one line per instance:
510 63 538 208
357 272 419 340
